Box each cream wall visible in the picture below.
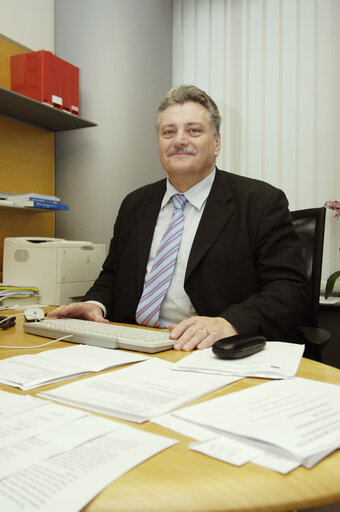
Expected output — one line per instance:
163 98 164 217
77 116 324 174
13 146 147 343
54 0 173 247
0 0 55 51
0 0 173 254
173 0 339 286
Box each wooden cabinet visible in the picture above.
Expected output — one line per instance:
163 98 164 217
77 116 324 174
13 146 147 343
0 34 96 280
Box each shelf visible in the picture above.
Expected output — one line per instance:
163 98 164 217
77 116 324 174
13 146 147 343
0 87 97 131
0 203 65 213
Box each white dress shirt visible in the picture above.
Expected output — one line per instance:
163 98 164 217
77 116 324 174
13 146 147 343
147 169 216 327
89 169 216 326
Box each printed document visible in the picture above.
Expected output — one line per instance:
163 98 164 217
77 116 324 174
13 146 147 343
0 390 45 420
0 414 119 479
189 435 263 466
189 435 302 473
0 345 149 389
173 342 305 378
152 412 216 441
0 401 86 449
0 423 177 512
174 377 340 469
152 412 302 473
39 358 240 423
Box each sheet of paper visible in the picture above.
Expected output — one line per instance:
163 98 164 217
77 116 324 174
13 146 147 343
152 412 216 441
173 342 305 379
153 412 302 473
38 345 150 372
189 430 302 473
0 345 149 390
0 303 49 311
251 451 301 474
0 390 46 421
189 435 262 466
39 358 241 423
0 424 177 512
174 377 340 467
0 414 121 479
0 355 89 389
0 401 86 449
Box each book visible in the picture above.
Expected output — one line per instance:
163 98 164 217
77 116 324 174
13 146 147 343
7 193 60 202
22 198 61 205
14 200 69 210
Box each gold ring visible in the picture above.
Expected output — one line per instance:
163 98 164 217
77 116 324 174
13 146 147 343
202 328 209 337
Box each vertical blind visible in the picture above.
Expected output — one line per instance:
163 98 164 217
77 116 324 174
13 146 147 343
172 0 339 282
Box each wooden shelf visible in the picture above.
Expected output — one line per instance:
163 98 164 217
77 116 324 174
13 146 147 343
0 87 97 131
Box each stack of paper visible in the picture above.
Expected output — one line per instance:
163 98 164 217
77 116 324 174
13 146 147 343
39 358 241 423
0 284 39 309
171 377 340 473
173 342 305 379
0 391 176 512
0 345 150 389
0 198 14 206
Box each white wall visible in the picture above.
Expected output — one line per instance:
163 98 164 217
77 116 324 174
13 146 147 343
0 0 55 51
55 0 173 249
172 0 339 286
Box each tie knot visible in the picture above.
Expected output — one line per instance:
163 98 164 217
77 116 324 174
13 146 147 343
172 194 187 210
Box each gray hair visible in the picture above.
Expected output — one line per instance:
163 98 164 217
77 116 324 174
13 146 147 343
156 85 221 135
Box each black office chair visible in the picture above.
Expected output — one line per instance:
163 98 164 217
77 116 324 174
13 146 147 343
291 207 331 362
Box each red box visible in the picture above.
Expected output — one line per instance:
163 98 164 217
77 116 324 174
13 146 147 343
10 50 79 116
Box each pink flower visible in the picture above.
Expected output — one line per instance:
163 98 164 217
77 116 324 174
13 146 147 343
324 200 340 218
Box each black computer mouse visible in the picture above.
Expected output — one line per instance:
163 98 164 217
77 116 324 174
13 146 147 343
212 334 266 359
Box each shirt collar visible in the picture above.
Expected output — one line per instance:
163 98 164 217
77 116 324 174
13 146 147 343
162 168 216 210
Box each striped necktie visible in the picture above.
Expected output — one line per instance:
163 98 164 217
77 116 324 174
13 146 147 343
136 193 187 327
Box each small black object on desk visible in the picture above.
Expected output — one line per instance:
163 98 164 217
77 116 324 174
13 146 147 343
0 315 16 330
212 334 266 359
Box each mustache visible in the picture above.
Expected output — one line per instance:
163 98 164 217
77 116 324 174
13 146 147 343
166 146 198 157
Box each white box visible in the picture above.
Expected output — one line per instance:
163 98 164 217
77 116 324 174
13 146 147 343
3 237 106 305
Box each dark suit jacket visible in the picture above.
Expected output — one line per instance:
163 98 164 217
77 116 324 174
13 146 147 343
84 169 308 341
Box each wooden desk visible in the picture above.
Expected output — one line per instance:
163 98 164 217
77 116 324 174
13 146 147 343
1 311 340 512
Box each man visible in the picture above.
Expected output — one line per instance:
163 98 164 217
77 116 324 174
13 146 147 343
48 85 308 351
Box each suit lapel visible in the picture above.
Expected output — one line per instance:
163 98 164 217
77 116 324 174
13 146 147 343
185 170 234 280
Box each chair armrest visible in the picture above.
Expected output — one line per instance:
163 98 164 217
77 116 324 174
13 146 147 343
297 326 331 347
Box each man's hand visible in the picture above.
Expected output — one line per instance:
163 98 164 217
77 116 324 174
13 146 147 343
168 316 238 351
47 302 109 323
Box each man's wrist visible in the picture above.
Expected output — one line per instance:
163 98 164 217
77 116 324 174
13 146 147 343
86 300 106 317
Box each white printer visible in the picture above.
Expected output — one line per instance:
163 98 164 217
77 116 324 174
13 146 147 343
3 237 106 305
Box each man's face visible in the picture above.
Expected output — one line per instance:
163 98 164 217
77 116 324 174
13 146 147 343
158 102 220 190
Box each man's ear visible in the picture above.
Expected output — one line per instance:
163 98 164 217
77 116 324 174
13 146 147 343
214 133 221 156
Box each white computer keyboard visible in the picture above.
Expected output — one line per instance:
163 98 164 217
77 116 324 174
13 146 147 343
23 318 173 353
